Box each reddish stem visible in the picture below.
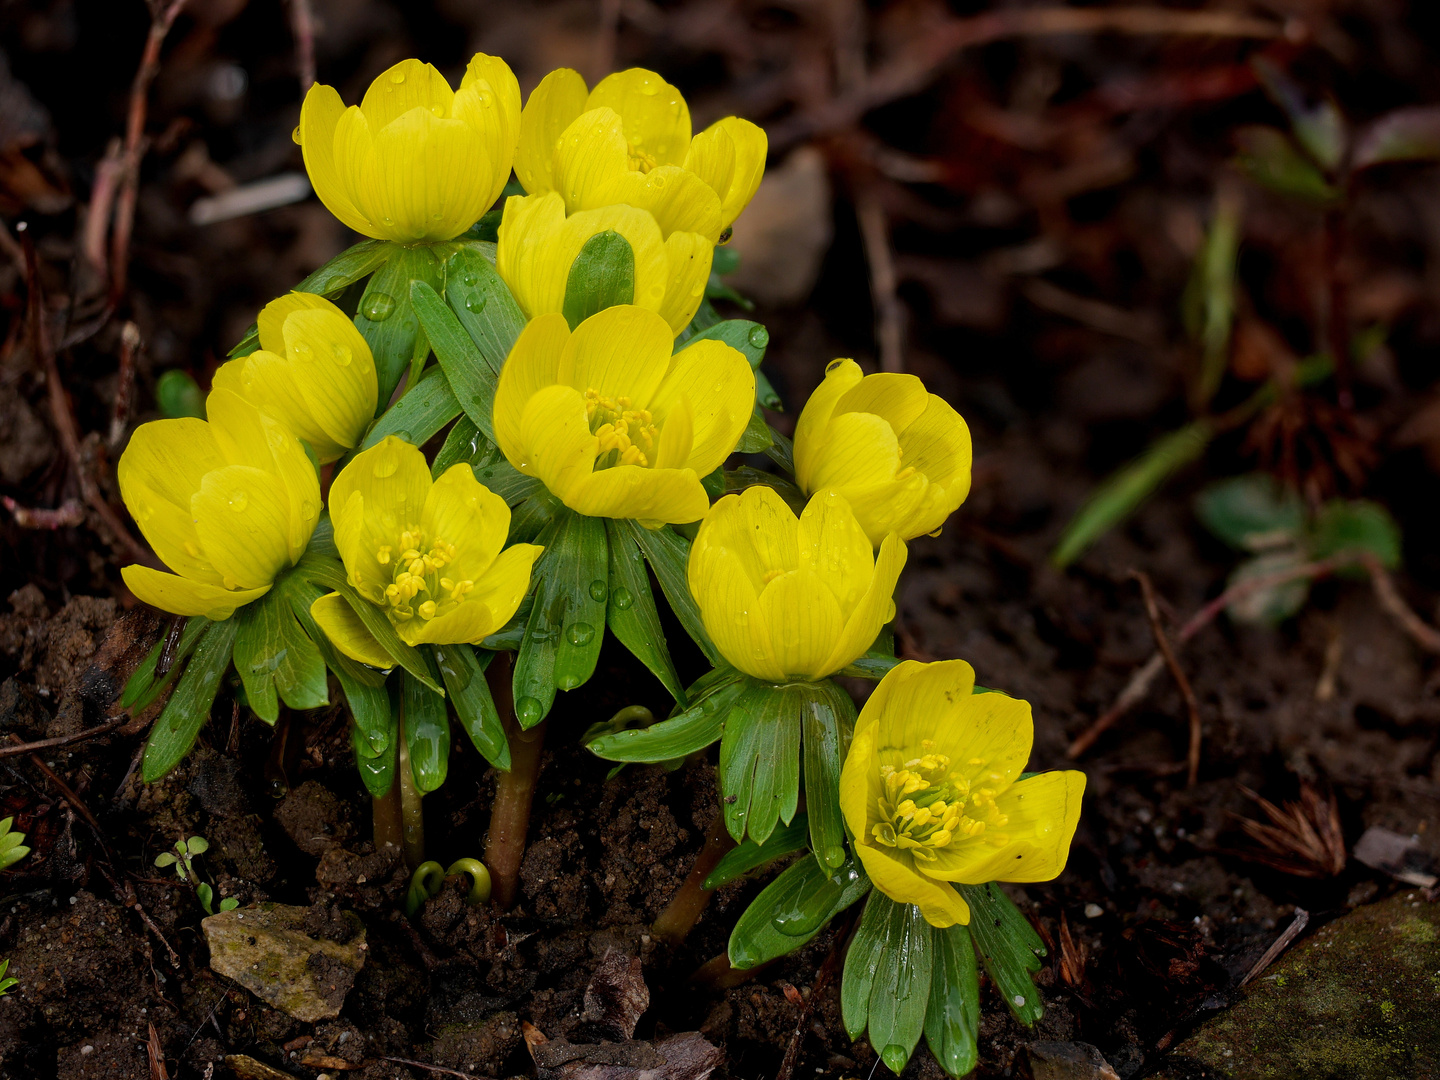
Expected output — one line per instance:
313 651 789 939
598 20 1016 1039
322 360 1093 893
484 652 545 910
651 809 736 946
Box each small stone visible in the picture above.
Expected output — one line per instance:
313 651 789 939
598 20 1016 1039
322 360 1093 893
1084 903 1103 919
1027 1041 1122 1080
205 904 366 1023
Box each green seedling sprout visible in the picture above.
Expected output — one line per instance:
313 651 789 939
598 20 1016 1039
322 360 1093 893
404 858 492 918
0 818 31 872
154 836 238 915
0 959 16 996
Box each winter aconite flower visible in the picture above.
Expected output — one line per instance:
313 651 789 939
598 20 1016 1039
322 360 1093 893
515 67 766 240
211 292 377 463
496 193 711 335
840 659 1086 927
298 56 520 243
794 359 973 546
688 487 906 683
118 390 321 620
492 306 753 525
310 437 542 663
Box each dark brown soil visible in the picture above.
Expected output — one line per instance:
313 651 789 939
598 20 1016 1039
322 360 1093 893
2 2 1440 1078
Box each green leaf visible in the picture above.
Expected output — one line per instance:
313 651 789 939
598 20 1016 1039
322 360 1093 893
728 853 870 969
233 582 328 723
622 520 720 665
842 889 891 1038
1309 499 1401 570
736 406 774 454
1195 473 1305 551
122 616 209 711
1224 549 1311 626
507 489 562 544
801 680 853 873
403 668 450 793
711 246 739 276
1050 419 1214 568
356 244 445 407
719 682 802 844
431 416 484 477
1182 190 1241 409
441 244 527 374
764 429 795 475
563 230 635 329
704 814 809 890
604 518 685 703
361 365 461 450
473 455 545 506
413 279 500 444
1233 126 1342 205
1354 105 1440 169
229 239 393 357
436 644 510 771
925 922 981 1079
350 714 397 798
959 882 1046 1026
585 677 740 762
142 617 240 782
1252 57 1347 172
863 895 935 1076
155 370 205 419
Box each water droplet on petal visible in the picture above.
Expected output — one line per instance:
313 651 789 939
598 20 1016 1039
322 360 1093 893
372 454 399 479
291 341 314 362
331 343 352 366
389 69 407 84
291 126 302 145
228 490 248 511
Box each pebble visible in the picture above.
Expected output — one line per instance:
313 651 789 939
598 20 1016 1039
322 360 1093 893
1084 903 1103 919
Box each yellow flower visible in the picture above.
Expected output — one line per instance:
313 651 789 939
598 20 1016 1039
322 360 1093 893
794 359 973 546
840 659 1086 928
211 293 377 463
492 306 753 525
118 390 321 620
688 487 906 682
515 67 767 240
310 438 541 664
496 191 711 336
298 56 520 243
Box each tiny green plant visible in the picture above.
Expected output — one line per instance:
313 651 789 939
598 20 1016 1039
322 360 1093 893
404 857 492 918
0 959 16 996
155 836 238 915
0 818 31 872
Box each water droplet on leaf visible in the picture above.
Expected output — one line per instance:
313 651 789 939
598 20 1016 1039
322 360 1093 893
363 293 396 322
611 587 633 610
748 326 770 349
565 622 595 646
587 580 607 602
465 294 486 314
515 696 544 725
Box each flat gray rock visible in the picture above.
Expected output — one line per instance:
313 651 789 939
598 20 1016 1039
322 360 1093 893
204 903 366 1023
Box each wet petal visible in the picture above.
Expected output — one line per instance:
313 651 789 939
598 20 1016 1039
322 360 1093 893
493 312 571 469
191 465 293 590
659 230 712 334
819 530 906 677
421 464 511 581
793 359 864 491
565 464 709 524
515 67 589 194
123 565 269 620
753 567 844 680
585 68 691 167
310 592 395 668
298 83 375 236
559 305 673 406
650 338 753 473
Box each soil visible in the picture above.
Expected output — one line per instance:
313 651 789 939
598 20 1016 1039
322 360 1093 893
1 2 1439 1079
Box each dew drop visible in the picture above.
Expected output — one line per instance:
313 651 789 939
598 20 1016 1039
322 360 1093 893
291 341 314 362
1013 995 1026 1008
748 325 770 349
363 293 396 322
301 499 317 519
558 674 581 690
368 731 388 754
389 69 407 84
465 294 486 314
331 343 352 366
565 622 595 647
515 696 544 725
587 580 607 602
611 587 633 610
825 358 846 374
639 79 659 97
372 454 400 479
227 490 248 512
461 272 478 287
291 126 302 145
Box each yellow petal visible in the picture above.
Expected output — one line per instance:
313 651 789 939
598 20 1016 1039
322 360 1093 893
451 81 516 218
566 464 710 524
459 52 521 164
688 541 777 680
796 488 874 614
406 543 542 645
559 305 673 405
359 59 454 129
855 841 971 928
516 67 588 194
309 592 395 669
686 116 767 227
692 487 797 593
358 108 490 242
191 465 293 589
421 464 511 581
495 192 567 318
829 476 932 547
925 770 1086 885
494 311 572 470
860 659 977 762
257 290 333 354
298 83 375 237
793 359 864 491
585 69 691 168
327 437 433 597
121 476 222 585
329 105 378 232
926 690 1035 795
836 372 931 434
754 568 844 680
839 705 881 842
118 417 223 516
805 411 903 494
652 394 694 471
123 564 269 620
519 384 600 503
899 394 973 500
659 230 713 334
587 165 723 242
820 530 905 676
651 339 754 474
553 107 631 213
216 351 323 458
280 305 377 458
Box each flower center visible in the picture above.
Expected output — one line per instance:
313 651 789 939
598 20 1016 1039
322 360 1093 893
871 741 1010 861
626 141 657 173
374 527 471 623
585 388 660 469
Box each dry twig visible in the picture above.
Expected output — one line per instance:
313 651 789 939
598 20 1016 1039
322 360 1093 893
1364 555 1440 653
1239 907 1310 987
0 718 131 760
3 497 84 528
1235 783 1346 879
287 0 317 91
109 321 141 447
1130 570 1202 786
855 183 905 372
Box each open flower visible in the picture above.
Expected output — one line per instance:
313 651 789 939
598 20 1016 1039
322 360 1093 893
840 659 1086 927
795 359 973 546
688 487 906 682
515 67 766 240
492 306 753 525
118 390 321 620
298 56 520 243
310 437 542 664
211 292 377 463
496 192 710 336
